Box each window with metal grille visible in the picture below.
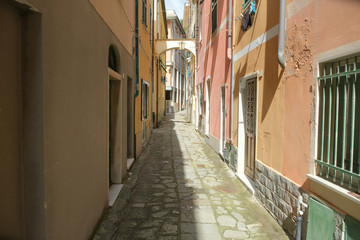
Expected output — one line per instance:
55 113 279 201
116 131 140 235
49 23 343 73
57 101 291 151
142 0 147 27
317 55 360 192
211 0 217 34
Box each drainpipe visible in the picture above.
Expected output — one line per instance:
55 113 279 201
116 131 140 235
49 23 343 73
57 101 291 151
227 0 232 59
278 0 286 69
228 0 234 139
151 0 155 129
296 196 308 240
135 0 140 98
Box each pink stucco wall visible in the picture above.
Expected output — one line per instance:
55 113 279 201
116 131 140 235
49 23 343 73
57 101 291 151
196 0 232 140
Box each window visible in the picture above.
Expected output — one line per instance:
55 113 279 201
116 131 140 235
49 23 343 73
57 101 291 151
211 0 217 34
243 0 251 8
142 0 147 27
108 46 118 72
316 55 360 191
141 80 149 119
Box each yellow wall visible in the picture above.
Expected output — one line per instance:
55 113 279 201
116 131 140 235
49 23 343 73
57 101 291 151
155 0 167 124
135 0 153 157
232 0 284 172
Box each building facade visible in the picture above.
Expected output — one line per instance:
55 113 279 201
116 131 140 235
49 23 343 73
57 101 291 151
0 0 135 239
183 0 197 125
153 0 168 127
165 10 187 113
195 0 233 160
135 0 154 158
231 0 360 238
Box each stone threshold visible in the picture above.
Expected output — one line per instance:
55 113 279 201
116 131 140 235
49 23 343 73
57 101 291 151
127 158 135 170
235 173 256 195
109 184 123 207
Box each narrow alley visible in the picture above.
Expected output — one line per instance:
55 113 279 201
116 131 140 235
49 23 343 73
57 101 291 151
94 111 290 240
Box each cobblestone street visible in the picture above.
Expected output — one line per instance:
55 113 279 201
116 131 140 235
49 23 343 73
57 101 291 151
94 111 290 240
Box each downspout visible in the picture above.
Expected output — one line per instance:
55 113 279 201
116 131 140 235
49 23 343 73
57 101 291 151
296 196 308 240
278 0 286 69
134 0 139 159
135 0 139 98
151 0 155 129
229 0 234 139
227 0 232 59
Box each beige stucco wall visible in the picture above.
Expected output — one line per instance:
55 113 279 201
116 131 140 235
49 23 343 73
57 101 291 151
1 0 135 239
89 0 135 56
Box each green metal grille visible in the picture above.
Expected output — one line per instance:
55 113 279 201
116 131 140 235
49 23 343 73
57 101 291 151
317 56 360 193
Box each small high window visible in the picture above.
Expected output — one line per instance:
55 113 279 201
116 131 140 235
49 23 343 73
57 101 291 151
108 45 118 72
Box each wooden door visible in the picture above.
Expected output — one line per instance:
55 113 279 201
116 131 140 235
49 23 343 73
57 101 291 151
0 1 24 237
245 78 256 179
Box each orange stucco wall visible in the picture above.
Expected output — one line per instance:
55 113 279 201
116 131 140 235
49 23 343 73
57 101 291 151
282 0 360 186
233 0 360 188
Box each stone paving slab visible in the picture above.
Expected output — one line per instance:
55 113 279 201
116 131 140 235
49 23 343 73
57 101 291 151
93 111 291 240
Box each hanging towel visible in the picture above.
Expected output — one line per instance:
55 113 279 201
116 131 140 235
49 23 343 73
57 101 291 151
241 10 252 32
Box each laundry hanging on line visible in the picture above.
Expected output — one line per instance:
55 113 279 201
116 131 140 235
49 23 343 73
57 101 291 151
241 10 252 32
250 0 256 15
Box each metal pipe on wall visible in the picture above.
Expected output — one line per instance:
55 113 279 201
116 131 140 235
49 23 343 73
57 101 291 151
278 0 286 69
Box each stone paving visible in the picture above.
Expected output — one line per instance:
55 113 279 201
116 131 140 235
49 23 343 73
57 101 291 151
93 111 291 240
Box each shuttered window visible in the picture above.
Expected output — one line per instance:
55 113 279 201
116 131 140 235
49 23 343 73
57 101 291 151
142 0 147 27
211 0 217 34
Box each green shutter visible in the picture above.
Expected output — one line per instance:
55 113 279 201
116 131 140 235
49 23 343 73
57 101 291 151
307 198 335 240
141 79 144 120
345 215 360 240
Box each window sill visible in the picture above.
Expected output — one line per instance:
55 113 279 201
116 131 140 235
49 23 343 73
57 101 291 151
307 174 360 204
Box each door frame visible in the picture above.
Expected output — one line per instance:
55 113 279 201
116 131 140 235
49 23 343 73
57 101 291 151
205 77 211 136
108 68 124 185
220 84 226 156
237 72 259 194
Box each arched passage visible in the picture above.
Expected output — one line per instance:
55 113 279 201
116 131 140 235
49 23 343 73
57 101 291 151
155 39 196 114
155 39 196 56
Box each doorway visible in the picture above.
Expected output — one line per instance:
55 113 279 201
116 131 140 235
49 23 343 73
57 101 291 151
220 85 226 155
127 77 134 159
0 2 24 237
109 80 121 185
244 78 257 179
205 78 211 136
